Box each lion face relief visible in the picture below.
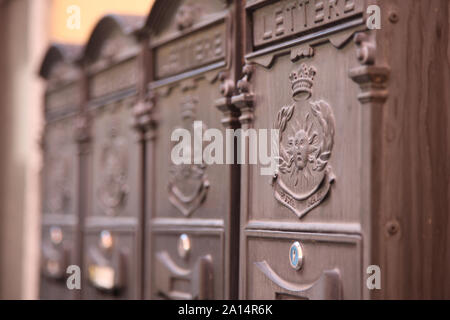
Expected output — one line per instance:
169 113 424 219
286 129 318 171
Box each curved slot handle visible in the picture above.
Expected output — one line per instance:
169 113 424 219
155 251 213 300
87 246 125 293
255 261 342 300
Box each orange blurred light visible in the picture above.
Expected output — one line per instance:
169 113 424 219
51 0 154 44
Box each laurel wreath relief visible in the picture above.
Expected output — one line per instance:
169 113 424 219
274 100 335 177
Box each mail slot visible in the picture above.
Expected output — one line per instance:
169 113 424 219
40 225 76 300
84 230 129 297
151 231 220 299
244 231 362 299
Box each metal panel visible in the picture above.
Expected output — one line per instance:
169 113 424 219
39 44 83 300
234 0 368 300
144 0 240 300
81 14 144 300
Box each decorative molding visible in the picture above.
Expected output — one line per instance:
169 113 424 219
247 25 364 69
215 71 241 128
349 32 390 104
218 71 235 98
132 90 157 136
354 32 376 65
175 4 197 30
153 67 222 99
74 114 91 155
223 64 255 127
290 45 315 62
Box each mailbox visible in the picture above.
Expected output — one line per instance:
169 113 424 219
39 43 83 299
236 0 368 299
143 0 241 300
81 14 145 299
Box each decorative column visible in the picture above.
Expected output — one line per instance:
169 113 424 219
215 71 240 129
233 64 255 129
349 30 390 300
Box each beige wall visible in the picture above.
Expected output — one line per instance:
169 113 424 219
0 0 152 300
0 0 50 299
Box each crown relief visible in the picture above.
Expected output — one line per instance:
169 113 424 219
289 63 317 100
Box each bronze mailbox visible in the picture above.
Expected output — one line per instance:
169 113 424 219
236 0 368 299
142 0 241 300
81 15 145 299
39 44 83 299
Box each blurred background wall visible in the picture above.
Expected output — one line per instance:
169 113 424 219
0 0 153 300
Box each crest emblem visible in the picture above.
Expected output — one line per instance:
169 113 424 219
47 155 71 214
168 96 210 217
97 123 129 216
273 64 335 218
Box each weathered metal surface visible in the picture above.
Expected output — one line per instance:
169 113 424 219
38 0 450 300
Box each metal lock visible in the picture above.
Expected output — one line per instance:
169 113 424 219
289 241 304 270
177 234 191 259
50 226 63 245
99 230 114 250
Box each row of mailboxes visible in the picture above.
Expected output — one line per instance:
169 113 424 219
38 0 450 299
